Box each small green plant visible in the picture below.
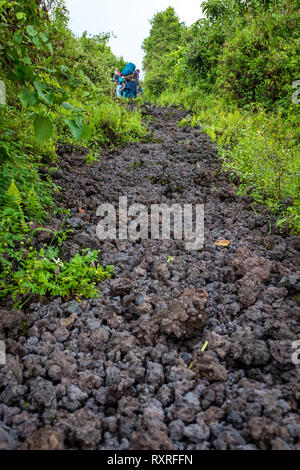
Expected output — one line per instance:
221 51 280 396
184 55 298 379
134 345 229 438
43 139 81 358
84 150 100 164
0 204 114 306
1 244 114 305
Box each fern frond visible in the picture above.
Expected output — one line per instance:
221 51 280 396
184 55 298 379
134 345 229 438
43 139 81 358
26 186 40 211
6 179 22 207
5 179 25 223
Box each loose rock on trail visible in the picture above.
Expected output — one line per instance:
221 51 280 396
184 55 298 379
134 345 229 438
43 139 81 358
0 105 299 450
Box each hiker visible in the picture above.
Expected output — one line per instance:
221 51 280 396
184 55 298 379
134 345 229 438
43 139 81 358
124 75 137 99
120 62 138 99
112 69 121 84
112 69 121 97
116 77 125 98
134 69 140 85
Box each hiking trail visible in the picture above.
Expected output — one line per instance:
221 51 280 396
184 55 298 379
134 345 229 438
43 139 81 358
0 105 299 450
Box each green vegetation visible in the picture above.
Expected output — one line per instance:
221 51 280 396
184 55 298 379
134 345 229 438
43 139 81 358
0 0 145 306
143 0 300 233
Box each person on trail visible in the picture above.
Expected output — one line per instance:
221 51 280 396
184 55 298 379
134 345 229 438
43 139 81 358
123 67 141 99
112 69 121 84
124 72 138 99
116 77 125 98
112 69 123 98
134 69 140 85
124 78 137 98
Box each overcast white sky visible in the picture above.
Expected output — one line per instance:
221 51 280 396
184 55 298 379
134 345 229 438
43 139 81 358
64 1 204 73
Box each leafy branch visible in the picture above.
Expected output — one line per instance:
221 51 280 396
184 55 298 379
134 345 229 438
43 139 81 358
0 0 92 140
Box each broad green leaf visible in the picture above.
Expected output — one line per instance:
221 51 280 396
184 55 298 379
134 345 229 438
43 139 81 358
33 80 54 104
33 80 42 93
59 65 68 74
20 57 32 65
7 70 18 82
31 36 41 48
42 92 54 105
75 115 84 127
16 12 26 21
64 118 84 139
26 25 37 37
18 89 38 108
53 92 69 105
61 102 73 110
13 31 23 44
81 124 91 141
15 64 34 83
46 42 53 54
6 47 19 61
34 116 53 141
39 32 48 43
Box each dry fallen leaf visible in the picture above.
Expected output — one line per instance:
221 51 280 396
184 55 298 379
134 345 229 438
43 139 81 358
214 240 231 247
78 208 86 214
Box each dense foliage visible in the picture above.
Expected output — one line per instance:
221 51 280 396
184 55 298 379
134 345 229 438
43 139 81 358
142 7 184 97
0 0 146 305
143 0 300 232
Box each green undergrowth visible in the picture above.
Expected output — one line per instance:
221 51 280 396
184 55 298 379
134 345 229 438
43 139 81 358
0 206 114 307
57 98 147 150
0 1 145 306
0 96 142 306
155 90 300 233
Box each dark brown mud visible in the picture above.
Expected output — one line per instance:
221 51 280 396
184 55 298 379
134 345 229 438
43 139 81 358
0 105 299 450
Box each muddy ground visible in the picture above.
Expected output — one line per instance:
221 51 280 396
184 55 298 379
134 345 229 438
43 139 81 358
0 105 299 450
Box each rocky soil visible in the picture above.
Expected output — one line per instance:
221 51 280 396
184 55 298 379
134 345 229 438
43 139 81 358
0 105 299 450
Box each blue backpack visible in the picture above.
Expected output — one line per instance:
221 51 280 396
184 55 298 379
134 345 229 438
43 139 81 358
121 63 136 76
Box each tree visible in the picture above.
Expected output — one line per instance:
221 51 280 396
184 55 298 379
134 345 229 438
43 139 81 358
142 7 184 97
